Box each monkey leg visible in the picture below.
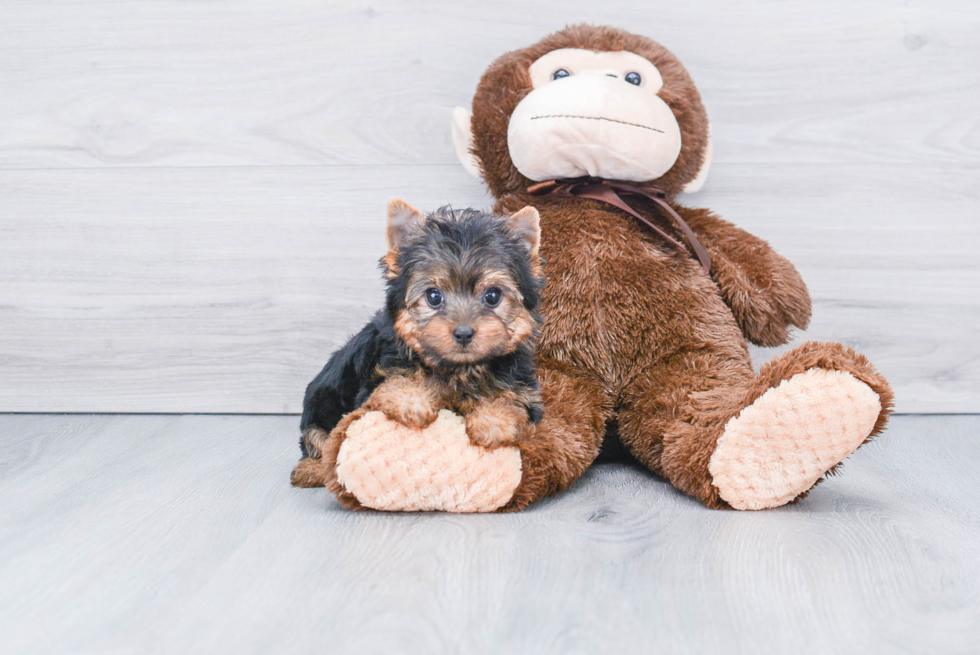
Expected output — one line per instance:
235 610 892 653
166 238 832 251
617 341 893 510
500 364 611 511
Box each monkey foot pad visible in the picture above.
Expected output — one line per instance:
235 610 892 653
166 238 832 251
336 410 522 512
710 369 882 510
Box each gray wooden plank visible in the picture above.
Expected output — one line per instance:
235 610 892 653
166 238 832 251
1 162 977 413
0 414 977 655
0 164 488 414
0 0 976 169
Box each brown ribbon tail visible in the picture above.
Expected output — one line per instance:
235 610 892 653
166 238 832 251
571 185 689 253
646 196 712 273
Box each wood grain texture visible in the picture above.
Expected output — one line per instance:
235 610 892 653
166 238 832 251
1 0 978 413
0 0 976 168
0 414 977 655
1 162 977 413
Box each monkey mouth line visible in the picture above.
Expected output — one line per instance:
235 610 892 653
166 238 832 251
529 115 665 134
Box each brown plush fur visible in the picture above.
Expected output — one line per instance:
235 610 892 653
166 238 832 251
466 25 893 510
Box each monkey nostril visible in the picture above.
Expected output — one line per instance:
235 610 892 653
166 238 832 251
453 325 475 345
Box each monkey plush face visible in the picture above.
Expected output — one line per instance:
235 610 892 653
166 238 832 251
508 48 682 182
453 25 712 199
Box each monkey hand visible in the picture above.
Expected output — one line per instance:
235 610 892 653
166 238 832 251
682 207 812 347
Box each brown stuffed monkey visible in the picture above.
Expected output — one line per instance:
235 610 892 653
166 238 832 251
294 24 893 512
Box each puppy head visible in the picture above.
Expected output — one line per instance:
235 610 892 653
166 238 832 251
382 201 543 367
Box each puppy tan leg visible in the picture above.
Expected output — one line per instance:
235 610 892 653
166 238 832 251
364 375 440 429
465 397 529 448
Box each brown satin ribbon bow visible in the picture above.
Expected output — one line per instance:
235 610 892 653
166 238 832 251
527 176 712 273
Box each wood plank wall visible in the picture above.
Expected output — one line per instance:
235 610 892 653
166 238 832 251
1 0 977 413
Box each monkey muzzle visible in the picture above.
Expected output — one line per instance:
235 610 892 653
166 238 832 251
507 74 682 183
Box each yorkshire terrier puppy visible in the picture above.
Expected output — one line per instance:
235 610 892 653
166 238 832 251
296 200 544 470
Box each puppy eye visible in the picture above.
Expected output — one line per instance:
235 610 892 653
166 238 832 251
552 69 570 80
624 72 642 86
483 287 502 307
424 288 443 308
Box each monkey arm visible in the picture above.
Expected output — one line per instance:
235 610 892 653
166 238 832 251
678 206 812 347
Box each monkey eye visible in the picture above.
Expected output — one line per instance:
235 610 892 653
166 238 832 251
552 69 570 80
624 72 642 86
483 287 502 307
424 288 443 308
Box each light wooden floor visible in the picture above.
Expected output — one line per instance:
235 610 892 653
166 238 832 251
1 414 977 655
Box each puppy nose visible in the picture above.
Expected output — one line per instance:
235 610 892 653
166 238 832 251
453 325 475 345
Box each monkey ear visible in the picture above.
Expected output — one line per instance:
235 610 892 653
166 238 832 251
506 206 541 259
386 199 427 253
682 123 712 194
452 106 483 179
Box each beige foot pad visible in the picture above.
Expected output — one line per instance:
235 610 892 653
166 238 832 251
709 369 881 510
336 409 522 512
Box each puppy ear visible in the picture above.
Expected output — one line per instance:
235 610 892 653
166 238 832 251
384 199 426 277
386 199 426 252
452 107 483 179
506 206 541 259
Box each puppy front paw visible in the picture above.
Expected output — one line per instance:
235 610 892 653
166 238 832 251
465 401 527 449
390 395 439 429
368 378 440 429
